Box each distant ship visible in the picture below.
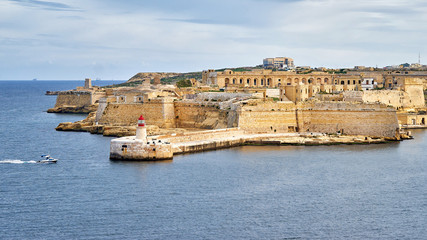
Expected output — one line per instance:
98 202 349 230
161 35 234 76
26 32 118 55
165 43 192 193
32 78 37 81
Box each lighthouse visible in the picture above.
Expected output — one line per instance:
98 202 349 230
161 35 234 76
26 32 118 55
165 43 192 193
136 115 147 141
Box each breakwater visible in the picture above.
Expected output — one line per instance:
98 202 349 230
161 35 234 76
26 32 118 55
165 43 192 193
110 128 410 160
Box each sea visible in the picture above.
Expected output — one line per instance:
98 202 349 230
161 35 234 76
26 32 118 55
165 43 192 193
0 80 426 240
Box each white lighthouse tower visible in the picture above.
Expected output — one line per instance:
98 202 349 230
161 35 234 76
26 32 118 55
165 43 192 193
136 115 147 141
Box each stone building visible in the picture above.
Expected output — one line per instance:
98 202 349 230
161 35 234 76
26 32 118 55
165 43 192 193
263 57 295 69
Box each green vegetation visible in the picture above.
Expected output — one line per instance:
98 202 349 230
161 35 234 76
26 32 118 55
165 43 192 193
176 79 192 88
297 69 313 74
104 65 262 88
161 72 202 84
102 80 145 88
325 69 348 74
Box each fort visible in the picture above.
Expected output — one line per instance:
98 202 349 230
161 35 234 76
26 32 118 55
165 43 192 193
48 64 427 160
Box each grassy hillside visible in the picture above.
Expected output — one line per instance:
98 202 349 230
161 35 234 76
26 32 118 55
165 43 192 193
103 66 259 88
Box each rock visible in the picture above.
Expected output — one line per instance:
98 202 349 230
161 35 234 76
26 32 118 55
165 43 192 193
47 105 97 113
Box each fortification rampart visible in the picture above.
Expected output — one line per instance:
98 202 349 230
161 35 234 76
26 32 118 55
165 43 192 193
54 91 92 108
174 101 238 129
237 100 398 138
98 98 175 128
238 101 297 133
297 102 399 138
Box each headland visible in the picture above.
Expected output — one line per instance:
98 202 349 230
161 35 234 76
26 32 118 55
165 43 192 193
47 61 427 160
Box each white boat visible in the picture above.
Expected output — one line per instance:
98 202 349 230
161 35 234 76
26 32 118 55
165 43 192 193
37 155 58 163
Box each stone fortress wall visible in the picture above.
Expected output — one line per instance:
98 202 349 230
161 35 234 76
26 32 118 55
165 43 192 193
98 98 175 128
297 102 399 138
237 100 399 138
54 91 93 108
237 101 297 133
340 78 425 109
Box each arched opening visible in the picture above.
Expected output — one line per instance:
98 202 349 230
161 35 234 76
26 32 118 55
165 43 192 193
287 78 292 85
240 78 243 84
261 79 264 85
225 78 230 85
232 78 236 84
347 80 350 85
294 78 299 84
422 118 425 125
341 81 345 85
324 78 329 84
317 78 322 84
247 79 250 85
254 79 257 86
267 78 271 86
302 78 306 84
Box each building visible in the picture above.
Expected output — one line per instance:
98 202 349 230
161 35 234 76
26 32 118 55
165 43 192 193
263 57 294 69
361 78 377 90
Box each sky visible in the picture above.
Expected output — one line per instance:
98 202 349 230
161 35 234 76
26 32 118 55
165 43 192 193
0 0 426 80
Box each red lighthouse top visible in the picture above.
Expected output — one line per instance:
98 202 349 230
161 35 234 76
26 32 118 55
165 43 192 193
138 115 145 127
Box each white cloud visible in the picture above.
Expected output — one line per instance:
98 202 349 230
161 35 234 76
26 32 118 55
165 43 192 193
0 0 426 79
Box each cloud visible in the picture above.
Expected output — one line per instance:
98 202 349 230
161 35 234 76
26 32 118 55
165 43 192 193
0 0 426 79
158 18 221 25
8 0 79 11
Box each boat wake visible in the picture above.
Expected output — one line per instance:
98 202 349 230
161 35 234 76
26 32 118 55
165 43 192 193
0 160 37 164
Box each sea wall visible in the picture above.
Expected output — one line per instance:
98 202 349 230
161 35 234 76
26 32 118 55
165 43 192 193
236 100 399 138
47 91 99 113
54 91 92 108
157 128 244 143
237 101 298 133
98 98 176 128
297 102 399 138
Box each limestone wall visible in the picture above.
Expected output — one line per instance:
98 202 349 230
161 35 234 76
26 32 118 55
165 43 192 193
110 137 173 160
403 82 425 108
297 102 399 138
98 98 176 128
361 90 404 109
238 101 298 133
174 102 237 129
157 128 244 143
236 100 399 138
397 112 427 125
54 91 92 108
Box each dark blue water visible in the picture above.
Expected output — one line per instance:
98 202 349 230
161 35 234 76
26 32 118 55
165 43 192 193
0 81 426 239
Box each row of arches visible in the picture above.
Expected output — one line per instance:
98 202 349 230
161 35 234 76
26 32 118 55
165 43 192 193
224 77 361 87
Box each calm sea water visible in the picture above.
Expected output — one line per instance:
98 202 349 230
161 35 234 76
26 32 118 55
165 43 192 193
0 81 426 239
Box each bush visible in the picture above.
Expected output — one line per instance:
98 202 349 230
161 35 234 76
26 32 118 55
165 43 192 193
176 79 192 88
